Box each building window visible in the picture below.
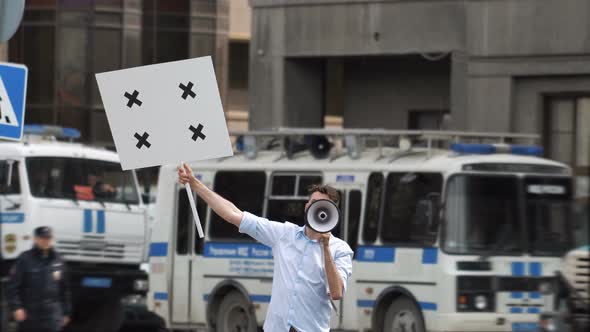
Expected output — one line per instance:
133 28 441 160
408 109 449 130
143 0 190 65
545 96 590 198
209 171 266 240
228 41 249 111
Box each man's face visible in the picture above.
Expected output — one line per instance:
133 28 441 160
34 236 53 250
304 191 333 213
88 175 98 186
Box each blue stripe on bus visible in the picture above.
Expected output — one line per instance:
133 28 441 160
149 242 168 257
512 323 539 331
511 262 525 276
83 209 93 233
336 175 355 183
356 246 396 262
510 307 523 313
154 292 168 301
527 307 540 314
96 210 105 234
204 242 272 259
249 295 271 303
357 299 375 308
511 292 523 299
203 294 271 303
0 212 25 224
419 302 437 311
529 262 542 276
355 299 435 311
421 248 438 264
529 292 541 299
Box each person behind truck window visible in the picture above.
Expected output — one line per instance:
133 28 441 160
7 226 72 332
87 173 116 199
178 163 353 332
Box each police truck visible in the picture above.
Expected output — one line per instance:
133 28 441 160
0 125 150 332
148 128 575 332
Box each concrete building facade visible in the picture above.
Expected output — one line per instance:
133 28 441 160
5 0 231 145
249 0 589 195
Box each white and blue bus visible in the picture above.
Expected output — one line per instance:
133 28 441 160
148 129 574 332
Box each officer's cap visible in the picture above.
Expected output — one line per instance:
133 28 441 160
34 226 53 238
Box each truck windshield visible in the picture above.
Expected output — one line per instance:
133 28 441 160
26 157 139 204
443 175 523 254
525 177 573 255
444 174 573 256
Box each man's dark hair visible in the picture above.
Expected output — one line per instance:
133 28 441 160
307 184 340 205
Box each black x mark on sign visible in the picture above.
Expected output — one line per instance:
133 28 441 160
189 124 206 141
134 132 151 149
179 82 196 100
124 90 142 108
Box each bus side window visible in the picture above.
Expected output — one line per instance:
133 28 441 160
332 190 344 239
267 173 322 226
194 196 208 255
347 190 362 257
176 189 191 255
209 171 266 241
380 172 443 245
362 172 383 244
0 161 20 194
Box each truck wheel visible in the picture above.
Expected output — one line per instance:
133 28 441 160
0 282 10 332
66 298 124 332
216 291 257 332
383 297 426 332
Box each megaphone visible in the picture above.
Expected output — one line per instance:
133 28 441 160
304 199 340 233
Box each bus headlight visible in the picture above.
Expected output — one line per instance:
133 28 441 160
133 279 149 291
539 281 553 294
539 315 558 332
474 295 488 310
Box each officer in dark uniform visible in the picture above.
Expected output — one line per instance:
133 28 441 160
7 226 71 332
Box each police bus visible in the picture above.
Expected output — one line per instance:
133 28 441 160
0 125 150 332
148 128 574 332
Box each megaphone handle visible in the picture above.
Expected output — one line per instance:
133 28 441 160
320 244 339 314
181 162 204 238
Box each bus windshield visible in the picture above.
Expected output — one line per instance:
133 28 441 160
443 174 573 256
443 175 523 255
26 157 139 204
525 177 572 255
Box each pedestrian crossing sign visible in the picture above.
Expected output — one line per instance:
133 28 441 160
0 62 28 141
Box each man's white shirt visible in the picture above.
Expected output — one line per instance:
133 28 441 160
239 212 353 332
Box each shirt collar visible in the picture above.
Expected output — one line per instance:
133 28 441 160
296 226 323 243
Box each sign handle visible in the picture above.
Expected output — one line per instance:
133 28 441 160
182 162 204 238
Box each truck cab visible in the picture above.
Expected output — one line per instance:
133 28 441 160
0 125 150 332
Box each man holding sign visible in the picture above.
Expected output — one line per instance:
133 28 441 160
178 163 353 332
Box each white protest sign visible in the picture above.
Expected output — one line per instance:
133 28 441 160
96 56 233 237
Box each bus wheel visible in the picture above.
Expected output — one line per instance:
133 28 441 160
0 282 11 332
216 291 257 332
383 297 426 332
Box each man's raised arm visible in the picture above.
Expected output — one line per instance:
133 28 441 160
178 163 243 226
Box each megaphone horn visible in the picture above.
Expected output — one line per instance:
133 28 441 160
305 199 340 234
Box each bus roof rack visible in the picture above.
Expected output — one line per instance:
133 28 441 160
230 128 541 161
